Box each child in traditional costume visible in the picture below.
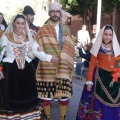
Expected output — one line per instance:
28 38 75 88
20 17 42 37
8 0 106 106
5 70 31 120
76 25 120 120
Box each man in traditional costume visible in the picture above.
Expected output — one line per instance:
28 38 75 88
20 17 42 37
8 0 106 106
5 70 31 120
23 5 39 69
23 5 38 38
32 2 75 120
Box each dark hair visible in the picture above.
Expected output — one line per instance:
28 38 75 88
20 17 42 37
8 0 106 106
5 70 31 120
13 14 25 22
23 5 35 15
0 13 8 30
104 25 113 32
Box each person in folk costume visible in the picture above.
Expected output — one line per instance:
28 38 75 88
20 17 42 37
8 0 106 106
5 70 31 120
76 25 120 120
0 13 8 37
22 5 39 38
23 5 39 70
0 14 50 119
32 2 75 120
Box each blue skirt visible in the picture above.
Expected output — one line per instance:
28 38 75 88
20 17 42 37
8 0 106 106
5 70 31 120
76 68 120 120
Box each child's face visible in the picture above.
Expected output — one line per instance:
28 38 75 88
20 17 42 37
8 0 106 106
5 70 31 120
102 29 113 44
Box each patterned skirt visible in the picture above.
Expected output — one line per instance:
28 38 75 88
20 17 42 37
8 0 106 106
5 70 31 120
0 61 42 119
0 106 42 120
37 79 72 99
76 68 120 120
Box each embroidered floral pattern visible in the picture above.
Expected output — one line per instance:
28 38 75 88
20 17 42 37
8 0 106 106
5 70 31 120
13 44 26 69
77 94 103 120
118 110 120 118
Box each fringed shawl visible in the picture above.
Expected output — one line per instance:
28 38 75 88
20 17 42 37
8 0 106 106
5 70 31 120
55 35 75 80
36 20 75 82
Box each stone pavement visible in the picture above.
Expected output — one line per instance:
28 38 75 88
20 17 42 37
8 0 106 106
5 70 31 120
50 68 86 120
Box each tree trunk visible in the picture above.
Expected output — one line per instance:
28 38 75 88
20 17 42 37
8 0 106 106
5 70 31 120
112 4 117 32
83 9 87 25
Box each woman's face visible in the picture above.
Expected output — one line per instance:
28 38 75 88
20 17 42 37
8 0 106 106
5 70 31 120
0 14 3 24
13 18 25 33
102 29 113 44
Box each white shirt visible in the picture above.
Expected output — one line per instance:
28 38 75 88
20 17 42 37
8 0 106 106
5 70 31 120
32 41 52 62
0 34 52 63
32 23 60 62
0 35 32 63
77 30 91 44
54 23 59 41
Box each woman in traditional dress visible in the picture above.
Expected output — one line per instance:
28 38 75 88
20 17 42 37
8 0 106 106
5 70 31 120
0 13 8 37
76 25 120 120
0 14 42 119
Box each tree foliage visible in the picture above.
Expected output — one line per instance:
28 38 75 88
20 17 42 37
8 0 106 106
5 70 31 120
59 0 120 38
60 0 120 19
60 0 97 16
60 0 80 15
102 0 120 14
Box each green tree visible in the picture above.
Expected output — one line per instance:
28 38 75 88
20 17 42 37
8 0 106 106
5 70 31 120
60 0 120 37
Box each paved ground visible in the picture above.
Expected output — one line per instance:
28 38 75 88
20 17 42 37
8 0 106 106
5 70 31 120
50 68 86 120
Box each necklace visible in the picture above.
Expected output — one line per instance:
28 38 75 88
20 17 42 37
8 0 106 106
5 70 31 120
14 31 23 39
102 41 112 48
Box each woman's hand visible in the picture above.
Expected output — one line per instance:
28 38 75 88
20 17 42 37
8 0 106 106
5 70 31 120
87 84 92 91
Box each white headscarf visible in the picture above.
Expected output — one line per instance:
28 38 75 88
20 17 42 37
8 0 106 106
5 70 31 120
90 24 120 57
49 1 61 11
3 14 35 59
49 2 72 22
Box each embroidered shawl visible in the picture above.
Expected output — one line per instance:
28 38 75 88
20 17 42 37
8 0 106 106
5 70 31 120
36 20 75 82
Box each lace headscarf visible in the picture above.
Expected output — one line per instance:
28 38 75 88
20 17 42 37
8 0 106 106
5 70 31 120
3 14 35 59
90 24 120 57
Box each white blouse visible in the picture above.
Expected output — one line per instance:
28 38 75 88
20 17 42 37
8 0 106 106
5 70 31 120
0 34 31 63
0 34 52 63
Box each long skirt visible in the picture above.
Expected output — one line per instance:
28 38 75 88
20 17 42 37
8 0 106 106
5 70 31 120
0 61 42 119
76 67 120 120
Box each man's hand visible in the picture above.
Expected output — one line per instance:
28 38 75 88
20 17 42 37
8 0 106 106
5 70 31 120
51 56 59 64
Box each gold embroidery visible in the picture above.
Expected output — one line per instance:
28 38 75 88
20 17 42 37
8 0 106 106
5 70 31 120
6 32 28 44
107 52 112 60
